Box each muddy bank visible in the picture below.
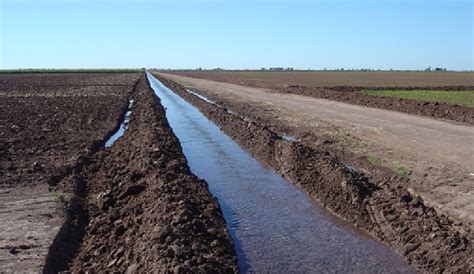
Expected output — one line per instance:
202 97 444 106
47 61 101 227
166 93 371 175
168 71 474 125
155 74 473 272
46 74 237 272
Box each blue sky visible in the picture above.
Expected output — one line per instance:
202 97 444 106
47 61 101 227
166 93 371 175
0 0 472 70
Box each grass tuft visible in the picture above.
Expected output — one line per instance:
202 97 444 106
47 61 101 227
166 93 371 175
367 155 382 165
363 89 474 108
392 163 410 177
51 188 67 205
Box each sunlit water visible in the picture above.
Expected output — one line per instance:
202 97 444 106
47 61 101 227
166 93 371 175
105 98 133 148
147 72 415 273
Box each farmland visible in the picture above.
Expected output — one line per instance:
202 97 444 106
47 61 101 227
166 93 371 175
1 70 473 272
0 72 237 272
168 71 474 124
171 71 474 88
3 0 471 271
0 72 138 271
362 89 474 108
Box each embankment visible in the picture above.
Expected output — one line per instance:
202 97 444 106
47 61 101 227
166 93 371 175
155 73 473 273
45 74 238 272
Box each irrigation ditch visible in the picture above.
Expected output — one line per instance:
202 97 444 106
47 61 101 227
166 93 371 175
147 72 414 272
153 72 474 272
36 71 473 272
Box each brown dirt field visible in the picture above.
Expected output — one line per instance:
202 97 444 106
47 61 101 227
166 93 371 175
155 72 474 272
1 72 237 272
170 71 474 88
0 73 139 272
45 75 237 272
168 71 474 125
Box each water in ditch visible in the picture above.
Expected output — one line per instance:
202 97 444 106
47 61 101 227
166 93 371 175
105 98 134 148
147 72 415 273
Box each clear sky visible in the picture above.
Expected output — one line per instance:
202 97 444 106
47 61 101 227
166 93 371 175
0 0 472 70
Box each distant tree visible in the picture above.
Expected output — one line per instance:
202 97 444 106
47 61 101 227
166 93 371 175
425 66 432 71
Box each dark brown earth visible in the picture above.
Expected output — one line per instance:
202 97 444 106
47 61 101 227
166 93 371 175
1 72 237 272
155 73 474 272
0 73 138 272
0 73 138 188
169 71 474 125
45 75 237 272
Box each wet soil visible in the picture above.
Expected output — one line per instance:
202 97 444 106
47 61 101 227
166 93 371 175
170 71 474 125
47 75 237 272
155 73 474 272
0 73 139 271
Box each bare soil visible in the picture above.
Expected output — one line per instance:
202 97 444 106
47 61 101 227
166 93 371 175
169 71 474 125
170 71 474 88
0 73 138 271
155 72 474 272
3 70 472 272
1 72 238 272
45 75 238 272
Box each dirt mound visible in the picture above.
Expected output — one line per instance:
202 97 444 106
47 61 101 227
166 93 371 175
156 74 473 272
45 74 238 272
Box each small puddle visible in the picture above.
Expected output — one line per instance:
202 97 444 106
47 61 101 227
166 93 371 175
282 134 299 142
104 98 133 148
147 72 415 273
344 163 359 173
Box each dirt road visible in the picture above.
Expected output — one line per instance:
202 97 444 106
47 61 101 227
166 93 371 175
157 73 474 227
0 186 62 271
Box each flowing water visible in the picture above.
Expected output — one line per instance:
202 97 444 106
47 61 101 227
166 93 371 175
147 72 415 273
